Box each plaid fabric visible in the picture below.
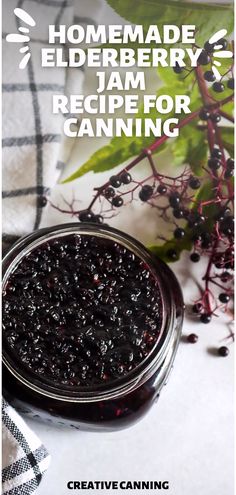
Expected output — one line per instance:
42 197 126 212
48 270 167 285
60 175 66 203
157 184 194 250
2 0 86 245
2 399 51 495
2 1 105 493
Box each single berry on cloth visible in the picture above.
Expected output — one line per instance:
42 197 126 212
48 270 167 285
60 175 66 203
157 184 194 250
2 234 163 389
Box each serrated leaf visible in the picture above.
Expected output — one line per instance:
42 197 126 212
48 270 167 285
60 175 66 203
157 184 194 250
106 0 233 45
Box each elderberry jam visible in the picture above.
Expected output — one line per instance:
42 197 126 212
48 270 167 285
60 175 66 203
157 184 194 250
3 224 184 431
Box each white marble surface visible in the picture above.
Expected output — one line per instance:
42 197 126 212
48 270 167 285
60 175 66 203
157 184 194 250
24 1 234 493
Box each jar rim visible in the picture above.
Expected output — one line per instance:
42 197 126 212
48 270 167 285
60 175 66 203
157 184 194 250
2 223 182 403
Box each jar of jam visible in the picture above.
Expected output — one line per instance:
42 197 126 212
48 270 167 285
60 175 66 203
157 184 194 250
2 223 184 431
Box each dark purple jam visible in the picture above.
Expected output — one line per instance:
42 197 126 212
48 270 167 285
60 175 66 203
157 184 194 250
3 234 163 389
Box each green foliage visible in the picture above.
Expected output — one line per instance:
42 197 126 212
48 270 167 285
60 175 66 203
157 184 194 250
172 123 208 175
221 127 234 157
63 67 201 183
62 0 234 261
106 0 233 45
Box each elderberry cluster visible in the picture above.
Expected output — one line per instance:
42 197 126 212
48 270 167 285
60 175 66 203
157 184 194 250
174 37 234 96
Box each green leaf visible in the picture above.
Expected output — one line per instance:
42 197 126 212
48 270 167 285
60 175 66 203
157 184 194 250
106 0 234 45
149 236 192 263
63 77 200 182
172 123 208 175
221 127 234 157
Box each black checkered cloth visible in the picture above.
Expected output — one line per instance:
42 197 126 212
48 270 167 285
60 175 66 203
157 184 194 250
2 0 103 250
2 399 51 495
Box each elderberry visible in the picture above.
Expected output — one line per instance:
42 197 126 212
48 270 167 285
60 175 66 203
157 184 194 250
208 157 221 170
227 78 234 90
173 63 183 74
104 187 115 199
79 210 95 223
221 272 231 283
219 293 230 304
189 176 201 190
190 252 200 263
187 333 198 343
188 213 206 229
211 148 222 159
112 196 123 207
120 172 132 184
201 232 212 249
199 109 210 121
157 184 167 194
212 82 225 93
200 313 212 324
39 196 47 208
174 228 185 240
166 249 178 261
220 216 234 236
173 208 184 219
93 215 104 224
217 38 228 50
224 169 234 179
226 158 234 170
210 113 221 123
139 185 153 202
204 71 216 82
109 175 122 188
218 346 229 357
169 192 181 208
204 41 215 53
198 50 211 66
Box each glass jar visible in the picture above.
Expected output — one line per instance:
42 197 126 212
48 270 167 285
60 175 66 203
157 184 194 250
2 223 184 431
